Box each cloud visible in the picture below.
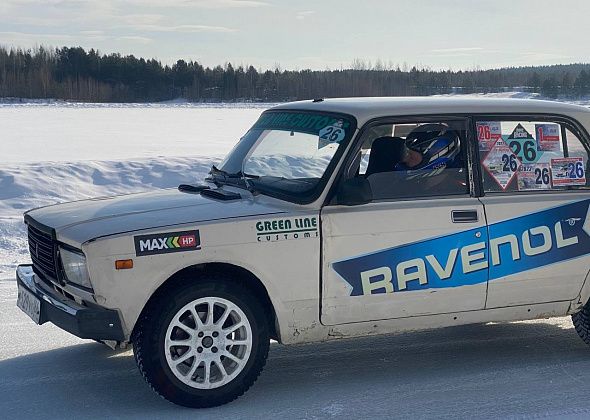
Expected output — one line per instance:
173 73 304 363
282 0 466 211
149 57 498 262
0 31 75 43
80 30 104 35
296 10 315 20
132 24 237 33
119 14 165 25
119 0 268 8
117 35 153 44
0 30 152 46
431 47 483 53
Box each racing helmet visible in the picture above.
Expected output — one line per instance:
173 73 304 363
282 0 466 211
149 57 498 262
403 123 460 173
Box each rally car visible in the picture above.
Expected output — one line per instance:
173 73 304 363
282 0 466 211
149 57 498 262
16 97 590 407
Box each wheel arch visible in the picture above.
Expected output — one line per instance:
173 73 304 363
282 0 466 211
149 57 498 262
133 262 281 342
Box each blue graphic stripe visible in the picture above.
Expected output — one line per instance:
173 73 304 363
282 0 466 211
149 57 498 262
332 200 590 296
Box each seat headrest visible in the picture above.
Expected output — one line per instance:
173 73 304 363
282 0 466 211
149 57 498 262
365 136 405 176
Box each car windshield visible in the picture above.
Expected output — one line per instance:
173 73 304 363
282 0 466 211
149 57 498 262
217 110 356 203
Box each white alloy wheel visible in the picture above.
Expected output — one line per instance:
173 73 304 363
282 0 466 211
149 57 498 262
164 297 253 389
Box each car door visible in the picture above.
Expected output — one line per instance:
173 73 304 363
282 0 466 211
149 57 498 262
475 116 590 308
321 117 489 325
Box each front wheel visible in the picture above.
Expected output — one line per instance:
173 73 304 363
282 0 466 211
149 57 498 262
133 278 270 408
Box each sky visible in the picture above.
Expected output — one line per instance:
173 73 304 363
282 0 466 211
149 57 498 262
0 0 589 71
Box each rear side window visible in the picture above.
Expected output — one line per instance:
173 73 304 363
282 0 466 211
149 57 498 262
477 119 590 193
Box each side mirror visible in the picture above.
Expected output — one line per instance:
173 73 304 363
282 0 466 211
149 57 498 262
336 177 372 206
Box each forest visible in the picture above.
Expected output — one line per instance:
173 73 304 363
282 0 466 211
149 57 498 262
1 46 590 102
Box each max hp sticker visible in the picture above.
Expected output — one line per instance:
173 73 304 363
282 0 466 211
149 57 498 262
134 230 201 256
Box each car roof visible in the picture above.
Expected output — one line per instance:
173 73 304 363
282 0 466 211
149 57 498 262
271 97 590 127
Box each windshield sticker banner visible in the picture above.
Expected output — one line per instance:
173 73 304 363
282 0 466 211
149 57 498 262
255 216 319 242
536 124 561 152
254 112 352 136
518 163 551 191
476 121 502 151
482 139 521 189
333 200 590 296
551 157 586 186
134 230 201 256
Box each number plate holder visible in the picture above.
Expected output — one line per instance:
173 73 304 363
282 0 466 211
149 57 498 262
17 284 41 324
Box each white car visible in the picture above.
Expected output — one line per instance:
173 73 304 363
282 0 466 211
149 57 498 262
16 97 590 407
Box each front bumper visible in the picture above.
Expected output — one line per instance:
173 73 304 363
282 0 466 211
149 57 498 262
16 264 125 341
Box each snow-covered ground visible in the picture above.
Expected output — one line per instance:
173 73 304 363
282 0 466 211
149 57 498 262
1 102 269 163
1 280 589 419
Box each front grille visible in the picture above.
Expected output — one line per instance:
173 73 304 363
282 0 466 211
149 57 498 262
27 224 58 281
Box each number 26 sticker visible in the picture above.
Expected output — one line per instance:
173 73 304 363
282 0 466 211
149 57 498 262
319 124 346 143
518 164 551 191
551 157 586 186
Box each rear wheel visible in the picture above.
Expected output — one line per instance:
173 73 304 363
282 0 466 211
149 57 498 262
572 301 590 346
133 278 270 407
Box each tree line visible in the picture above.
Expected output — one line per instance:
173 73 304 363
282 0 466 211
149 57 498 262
1 46 590 102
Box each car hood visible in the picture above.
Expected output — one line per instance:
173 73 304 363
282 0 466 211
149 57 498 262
26 188 287 245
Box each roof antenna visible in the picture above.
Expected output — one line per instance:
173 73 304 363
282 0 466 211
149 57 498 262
312 98 324 103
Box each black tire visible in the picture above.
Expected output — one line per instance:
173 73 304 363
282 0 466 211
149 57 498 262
572 300 590 345
132 276 270 408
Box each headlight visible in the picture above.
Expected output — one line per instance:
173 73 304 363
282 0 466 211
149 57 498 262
59 247 92 289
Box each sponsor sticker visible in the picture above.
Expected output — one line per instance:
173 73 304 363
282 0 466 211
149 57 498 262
134 230 201 256
551 157 586 186
536 124 561 152
476 121 502 151
318 119 346 149
507 123 538 163
332 199 590 297
517 163 551 191
256 216 319 242
253 112 351 136
482 138 521 190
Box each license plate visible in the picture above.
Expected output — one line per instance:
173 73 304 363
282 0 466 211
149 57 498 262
17 285 41 324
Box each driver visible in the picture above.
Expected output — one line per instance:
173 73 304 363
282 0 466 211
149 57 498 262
396 123 461 173
395 123 464 193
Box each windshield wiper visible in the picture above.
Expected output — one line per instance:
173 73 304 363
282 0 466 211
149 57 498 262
209 165 241 178
207 165 260 194
207 165 240 186
236 171 260 195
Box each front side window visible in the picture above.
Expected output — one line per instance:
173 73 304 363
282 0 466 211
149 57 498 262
218 110 356 203
347 119 469 200
477 119 590 193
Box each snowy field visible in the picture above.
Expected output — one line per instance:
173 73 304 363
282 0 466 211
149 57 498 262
0 102 270 276
2 95 590 418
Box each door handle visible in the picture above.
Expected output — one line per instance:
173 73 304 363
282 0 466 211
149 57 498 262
451 210 479 223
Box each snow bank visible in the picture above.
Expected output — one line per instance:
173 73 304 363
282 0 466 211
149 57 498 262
0 156 221 276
